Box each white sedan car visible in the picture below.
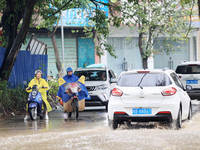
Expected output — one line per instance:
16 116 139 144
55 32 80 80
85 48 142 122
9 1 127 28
108 69 192 129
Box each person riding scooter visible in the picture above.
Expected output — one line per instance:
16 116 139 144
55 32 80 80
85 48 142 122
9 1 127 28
57 67 88 119
24 70 52 120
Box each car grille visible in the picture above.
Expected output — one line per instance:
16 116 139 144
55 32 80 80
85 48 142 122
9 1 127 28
85 96 105 106
91 96 102 101
86 86 97 91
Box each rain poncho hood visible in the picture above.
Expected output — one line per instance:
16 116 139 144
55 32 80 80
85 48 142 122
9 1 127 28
26 77 52 112
63 70 78 83
57 73 89 103
66 67 73 72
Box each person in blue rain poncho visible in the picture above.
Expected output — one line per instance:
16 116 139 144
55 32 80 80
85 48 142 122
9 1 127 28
57 67 89 118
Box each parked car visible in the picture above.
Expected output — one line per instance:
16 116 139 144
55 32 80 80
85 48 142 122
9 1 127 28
74 64 117 110
175 61 200 100
108 69 192 129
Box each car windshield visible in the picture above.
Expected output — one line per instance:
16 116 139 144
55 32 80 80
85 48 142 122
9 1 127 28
117 73 172 87
176 65 200 74
74 70 107 81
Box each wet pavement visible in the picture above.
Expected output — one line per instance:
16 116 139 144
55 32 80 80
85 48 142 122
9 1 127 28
0 100 200 150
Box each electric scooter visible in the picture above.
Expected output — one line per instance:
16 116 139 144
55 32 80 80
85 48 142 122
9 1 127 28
27 85 46 120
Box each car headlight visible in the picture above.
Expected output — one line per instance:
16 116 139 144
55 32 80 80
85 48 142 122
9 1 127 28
97 84 108 90
28 98 30 101
38 98 42 101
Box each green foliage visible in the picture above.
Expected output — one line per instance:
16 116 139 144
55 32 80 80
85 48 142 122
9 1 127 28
0 30 6 48
47 79 59 101
0 78 60 116
0 0 119 59
0 79 9 109
35 0 118 58
117 0 196 68
180 0 197 5
96 42 117 59
0 79 28 115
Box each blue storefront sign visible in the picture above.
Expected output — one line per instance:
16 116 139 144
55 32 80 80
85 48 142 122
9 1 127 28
55 0 109 27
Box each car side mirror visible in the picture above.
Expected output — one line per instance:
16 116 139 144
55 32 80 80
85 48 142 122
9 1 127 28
111 78 117 83
186 85 193 91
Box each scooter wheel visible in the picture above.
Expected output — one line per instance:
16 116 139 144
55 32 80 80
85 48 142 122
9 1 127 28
75 106 79 118
28 108 37 120
68 112 72 117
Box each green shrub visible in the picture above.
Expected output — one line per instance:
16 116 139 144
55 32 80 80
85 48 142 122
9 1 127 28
48 79 59 101
0 79 10 111
0 79 60 116
0 79 28 115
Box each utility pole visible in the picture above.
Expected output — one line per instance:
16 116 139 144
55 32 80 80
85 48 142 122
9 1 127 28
61 0 65 76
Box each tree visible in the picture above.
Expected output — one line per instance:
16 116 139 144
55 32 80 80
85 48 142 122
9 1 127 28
0 0 118 81
0 0 38 81
115 0 195 69
37 0 118 77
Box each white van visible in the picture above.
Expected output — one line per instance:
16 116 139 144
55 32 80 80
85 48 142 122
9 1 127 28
74 64 117 110
175 61 200 100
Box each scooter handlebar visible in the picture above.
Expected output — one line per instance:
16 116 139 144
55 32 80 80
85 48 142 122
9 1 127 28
27 87 32 90
27 86 47 90
41 86 48 89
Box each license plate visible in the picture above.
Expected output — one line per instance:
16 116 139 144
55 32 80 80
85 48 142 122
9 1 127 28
186 80 198 84
85 95 91 100
132 108 152 115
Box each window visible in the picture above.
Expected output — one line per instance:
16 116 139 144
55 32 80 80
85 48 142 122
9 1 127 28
176 65 200 74
74 70 107 81
170 73 184 89
117 73 172 87
108 70 116 79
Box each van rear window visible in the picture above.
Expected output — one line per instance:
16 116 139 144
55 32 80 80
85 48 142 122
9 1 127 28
176 65 200 74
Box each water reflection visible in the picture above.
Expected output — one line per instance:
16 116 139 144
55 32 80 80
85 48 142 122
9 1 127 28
1 114 200 150
24 120 50 130
0 103 200 149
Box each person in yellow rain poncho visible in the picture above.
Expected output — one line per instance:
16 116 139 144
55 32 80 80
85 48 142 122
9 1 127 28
24 70 52 120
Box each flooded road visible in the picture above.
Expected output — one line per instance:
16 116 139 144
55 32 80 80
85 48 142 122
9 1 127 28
0 100 200 150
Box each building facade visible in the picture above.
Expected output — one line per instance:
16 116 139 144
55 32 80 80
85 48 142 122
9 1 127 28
21 28 97 77
101 26 199 76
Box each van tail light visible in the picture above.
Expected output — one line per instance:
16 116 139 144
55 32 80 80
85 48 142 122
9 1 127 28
161 87 177 96
111 88 123 96
179 76 182 78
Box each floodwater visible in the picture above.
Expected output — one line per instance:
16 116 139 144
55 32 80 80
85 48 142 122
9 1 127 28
0 101 200 150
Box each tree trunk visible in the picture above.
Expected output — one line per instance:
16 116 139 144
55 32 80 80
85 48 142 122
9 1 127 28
138 32 148 69
51 34 63 78
142 57 148 69
0 0 37 81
